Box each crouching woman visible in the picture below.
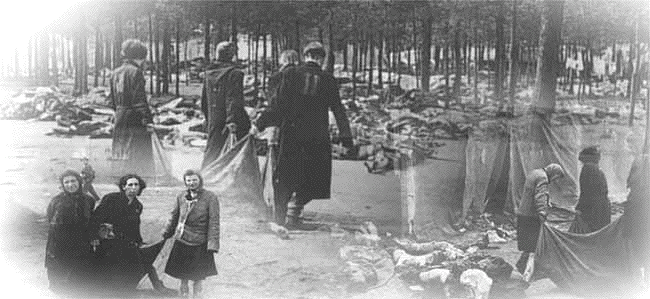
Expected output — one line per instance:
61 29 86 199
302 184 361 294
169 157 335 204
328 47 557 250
45 170 95 297
163 170 219 298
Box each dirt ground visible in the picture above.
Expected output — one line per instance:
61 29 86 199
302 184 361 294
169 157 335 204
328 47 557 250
0 119 576 298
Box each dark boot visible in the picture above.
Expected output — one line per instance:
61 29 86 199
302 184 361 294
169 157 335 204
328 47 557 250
516 252 530 274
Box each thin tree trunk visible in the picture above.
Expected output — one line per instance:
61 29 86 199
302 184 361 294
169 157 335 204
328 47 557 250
629 13 640 126
453 20 462 102
368 31 374 93
255 24 261 92
508 0 519 110
94 27 100 87
421 15 432 92
51 34 58 85
263 32 267 90
495 2 506 103
295 20 300 53
155 16 161 96
185 38 189 86
533 0 565 112
176 18 180 96
114 15 122 69
204 14 211 62
14 47 20 78
327 19 335 74
231 3 238 60
352 16 358 100
149 14 154 94
162 17 170 94
342 39 348 71
378 25 383 87
412 17 418 88
474 20 480 104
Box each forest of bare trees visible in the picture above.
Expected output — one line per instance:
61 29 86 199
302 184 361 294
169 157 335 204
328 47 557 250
2 0 649 113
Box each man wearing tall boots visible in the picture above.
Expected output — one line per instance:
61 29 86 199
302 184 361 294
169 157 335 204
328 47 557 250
257 42 353 230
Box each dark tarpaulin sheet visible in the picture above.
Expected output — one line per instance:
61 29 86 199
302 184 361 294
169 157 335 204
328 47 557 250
533 216 642 297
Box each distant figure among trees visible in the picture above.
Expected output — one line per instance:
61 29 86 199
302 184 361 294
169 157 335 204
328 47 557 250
575 146 610 232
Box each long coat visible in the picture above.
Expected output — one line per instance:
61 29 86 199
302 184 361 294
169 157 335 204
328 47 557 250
45 191 95 295
258 62 352 199
110 60 153 176
575 162 610 232
89 192 145 296
623 155 650 265
200 62 251 169
163 189 220 251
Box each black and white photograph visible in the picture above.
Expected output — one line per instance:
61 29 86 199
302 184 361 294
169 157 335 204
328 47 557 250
0 0 649 298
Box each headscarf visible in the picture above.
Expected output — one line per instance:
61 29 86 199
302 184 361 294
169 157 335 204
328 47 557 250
579 146 601 164
59 169 83 196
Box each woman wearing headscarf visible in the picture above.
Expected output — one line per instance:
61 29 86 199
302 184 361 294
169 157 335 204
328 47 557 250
163 170 219 298
574 146 610 232
45 170 95 297
90 174 148 297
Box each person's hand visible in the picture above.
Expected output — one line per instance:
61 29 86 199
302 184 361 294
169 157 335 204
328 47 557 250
538 213 547 222
249 124 260 136
226 123 237 133
146 123 155 133
265 126 279 146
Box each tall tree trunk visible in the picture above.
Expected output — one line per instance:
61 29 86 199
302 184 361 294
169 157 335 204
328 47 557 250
73 36 79 93
629 13 640 126
155 16 161 96
377 25 383 87
474 20 480 104
133 18 138 37
421 15 432 92
185 38 189 86
327 20 335 74
148 14 154 94
94 27 101 87
434 44 440 73
533 0 564 112
444 23 450 91
263 32 268 90
495 2 506 103
114 15 123 69
176 18 180 96
255 25 261 92
162 17 170 94
342 40 348 71
294 20 300 53
412 17 418 88
453 20 462 102
51 34 58 85
231 3 238 60
204 14 211 62
508 0 519 110
368 31 374 93
81 19 88 94
352 16 358 100
103 39 109 86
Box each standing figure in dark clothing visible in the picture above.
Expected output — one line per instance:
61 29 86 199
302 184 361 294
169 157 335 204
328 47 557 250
624 154 650 285
110 39 153 176
575 146 610 232
200 41 251 170
515 163 565 275
45 170 95 297
163 170 220 298
256 42 354 229
90 174 148 297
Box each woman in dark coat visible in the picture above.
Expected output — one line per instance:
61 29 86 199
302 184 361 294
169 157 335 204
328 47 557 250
90 174 147 297
575 146 610 232
623 154 650 284
45 170 95 297
110 39 153 177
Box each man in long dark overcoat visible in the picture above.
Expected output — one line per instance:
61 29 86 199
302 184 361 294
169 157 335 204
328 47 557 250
200 41 251 170
110 39 153 176
257 42 354 229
